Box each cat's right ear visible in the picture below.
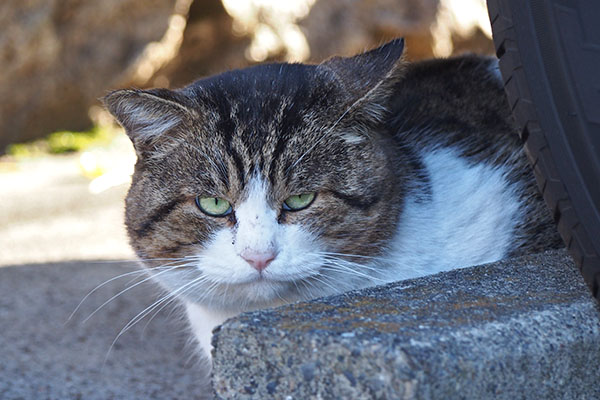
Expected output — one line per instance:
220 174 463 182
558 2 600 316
318 38 406 126
319 38 406 103
102 89 195 157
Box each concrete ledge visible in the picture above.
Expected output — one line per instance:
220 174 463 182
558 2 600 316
212 250 600 399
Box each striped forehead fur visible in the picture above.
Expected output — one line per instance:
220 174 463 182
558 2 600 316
114 56 411 265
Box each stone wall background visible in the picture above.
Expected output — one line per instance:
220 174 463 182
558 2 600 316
0 0 493 152
0 0 178 151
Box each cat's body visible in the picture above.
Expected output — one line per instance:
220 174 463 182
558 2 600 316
104 39 561 359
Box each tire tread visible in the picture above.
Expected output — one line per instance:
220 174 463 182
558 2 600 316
488 0 600 299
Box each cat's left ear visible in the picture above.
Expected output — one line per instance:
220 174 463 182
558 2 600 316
102 88 196 158
319 38 406 120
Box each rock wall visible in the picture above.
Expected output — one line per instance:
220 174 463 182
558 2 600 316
300 0 441 61
138 0 250 90
0 0 176 152
0 0 494 152
300 0 494 62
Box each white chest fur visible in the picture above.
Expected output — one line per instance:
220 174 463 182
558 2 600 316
185 301 238 360
386 147 523 280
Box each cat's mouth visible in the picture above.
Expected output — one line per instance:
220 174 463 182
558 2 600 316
222 269 314 290
231 274 293 286
220 277 296 305
233 269 316 285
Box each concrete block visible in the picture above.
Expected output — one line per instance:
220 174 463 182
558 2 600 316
212 250 600 399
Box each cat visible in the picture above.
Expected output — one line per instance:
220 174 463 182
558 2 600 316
103 38 562 359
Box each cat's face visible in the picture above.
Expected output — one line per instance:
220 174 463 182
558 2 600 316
105 39 407 309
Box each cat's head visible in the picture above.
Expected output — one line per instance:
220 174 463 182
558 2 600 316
104 39 409 308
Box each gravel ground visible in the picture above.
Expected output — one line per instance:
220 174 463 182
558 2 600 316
0 146 135 266
0 261 211 399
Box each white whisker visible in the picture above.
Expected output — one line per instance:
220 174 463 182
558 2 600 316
103 274 213 367
305 273 343 294
320 258 387 283
321 264 386 283
82 264 191 324
141 272 208 335
320 256 384 272
67 262 189 323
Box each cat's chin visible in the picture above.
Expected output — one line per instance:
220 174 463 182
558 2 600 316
181 277 297 309
229 278 301 306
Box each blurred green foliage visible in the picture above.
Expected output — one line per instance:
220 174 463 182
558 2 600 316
7 126 118 157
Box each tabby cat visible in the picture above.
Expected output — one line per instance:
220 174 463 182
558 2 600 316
104 39 561 358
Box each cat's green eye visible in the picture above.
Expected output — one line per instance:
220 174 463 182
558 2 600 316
195 196 232 217
283 193 316 211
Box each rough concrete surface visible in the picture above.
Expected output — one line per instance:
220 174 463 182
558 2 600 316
0 261 210 400
212 250 600 399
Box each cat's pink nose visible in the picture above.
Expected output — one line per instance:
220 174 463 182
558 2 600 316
241 250 276 272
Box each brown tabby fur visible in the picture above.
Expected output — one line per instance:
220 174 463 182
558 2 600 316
104 38 561 276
